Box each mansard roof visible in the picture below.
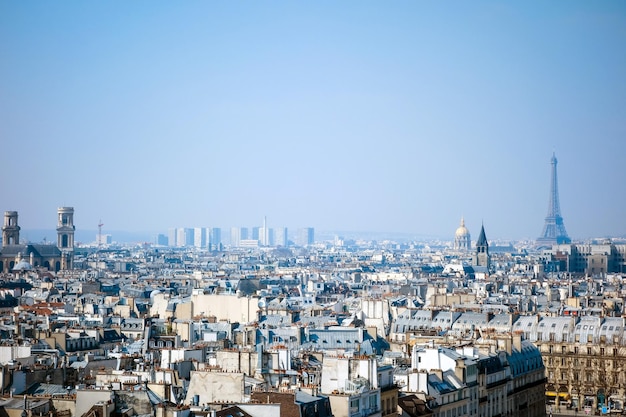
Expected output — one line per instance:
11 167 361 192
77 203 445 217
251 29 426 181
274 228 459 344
535 316 576 342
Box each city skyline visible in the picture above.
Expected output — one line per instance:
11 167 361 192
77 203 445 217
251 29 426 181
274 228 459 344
2 2 625 240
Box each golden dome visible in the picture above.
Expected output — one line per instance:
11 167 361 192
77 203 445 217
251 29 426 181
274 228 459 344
455 217 470 237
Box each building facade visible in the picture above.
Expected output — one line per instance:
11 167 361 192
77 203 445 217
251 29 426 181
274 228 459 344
0 208 75 272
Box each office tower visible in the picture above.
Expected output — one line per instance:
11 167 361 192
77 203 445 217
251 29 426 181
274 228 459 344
168 228 177 247
275 227 288 247
537 153 571 245
209 227 221 250
259 217 271 246
176 228 186 247
251 227 260 241
184 228 194 246
193 227 206 248
231 227 241 247
175 228 194 247
96 234 112 246
297 227 315 246
155 234 168 246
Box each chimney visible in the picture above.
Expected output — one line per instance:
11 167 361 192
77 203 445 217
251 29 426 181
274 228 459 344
513 333 522 352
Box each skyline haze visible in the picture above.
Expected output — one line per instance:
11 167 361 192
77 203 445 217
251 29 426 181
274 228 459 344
2 1 625 241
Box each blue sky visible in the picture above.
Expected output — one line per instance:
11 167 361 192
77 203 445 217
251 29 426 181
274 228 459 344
1 1 625 241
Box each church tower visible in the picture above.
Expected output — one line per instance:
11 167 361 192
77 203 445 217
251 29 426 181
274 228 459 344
2 211 20 246
56 207 75 269
473 224 490 270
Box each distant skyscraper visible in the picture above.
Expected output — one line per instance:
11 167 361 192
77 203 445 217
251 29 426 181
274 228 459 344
155 233 168 246
176 228 186 247
96 234 112 246
231 227 249 247
168 228 177 247
209 227 221 250
537 153 571 246
275 227 288 247
261 216 268 246
297 227 315 246
175 228 194 247
194 227 206 248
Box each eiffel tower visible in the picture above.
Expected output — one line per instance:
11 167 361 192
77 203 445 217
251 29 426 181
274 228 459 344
537 153 571 245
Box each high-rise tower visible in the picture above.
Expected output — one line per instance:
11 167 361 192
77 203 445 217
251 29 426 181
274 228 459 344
537 153 571 245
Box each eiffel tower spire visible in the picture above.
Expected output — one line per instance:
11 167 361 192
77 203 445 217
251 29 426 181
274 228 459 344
537 153 571 245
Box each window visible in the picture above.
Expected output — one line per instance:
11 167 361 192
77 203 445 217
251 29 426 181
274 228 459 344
369 395 377 410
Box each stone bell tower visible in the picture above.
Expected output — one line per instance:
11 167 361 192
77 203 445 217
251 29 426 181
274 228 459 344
2 211 20 246
56 207 75 269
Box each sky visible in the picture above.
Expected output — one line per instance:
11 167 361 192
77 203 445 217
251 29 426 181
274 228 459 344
1 1 625 241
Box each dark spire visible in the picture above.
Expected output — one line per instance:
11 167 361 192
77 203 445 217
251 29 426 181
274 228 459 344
476 224 488 247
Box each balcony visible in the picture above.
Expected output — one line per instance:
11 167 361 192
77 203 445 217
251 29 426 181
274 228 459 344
350 406 381 417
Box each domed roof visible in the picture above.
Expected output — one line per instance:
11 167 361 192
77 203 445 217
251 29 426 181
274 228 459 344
455 217 470 237
12 260 33 271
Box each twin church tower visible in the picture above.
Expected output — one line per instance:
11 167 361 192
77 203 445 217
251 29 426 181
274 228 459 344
0 207 75 273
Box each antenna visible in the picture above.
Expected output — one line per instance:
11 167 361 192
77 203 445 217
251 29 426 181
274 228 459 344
98 220 104 248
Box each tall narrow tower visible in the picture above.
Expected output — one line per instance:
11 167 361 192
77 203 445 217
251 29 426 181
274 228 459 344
2 211 20 246
537 153 570 245
473 224 490 270
56 207 75 270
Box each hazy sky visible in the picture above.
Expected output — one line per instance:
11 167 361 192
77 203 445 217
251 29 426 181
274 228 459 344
1 1 625 241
